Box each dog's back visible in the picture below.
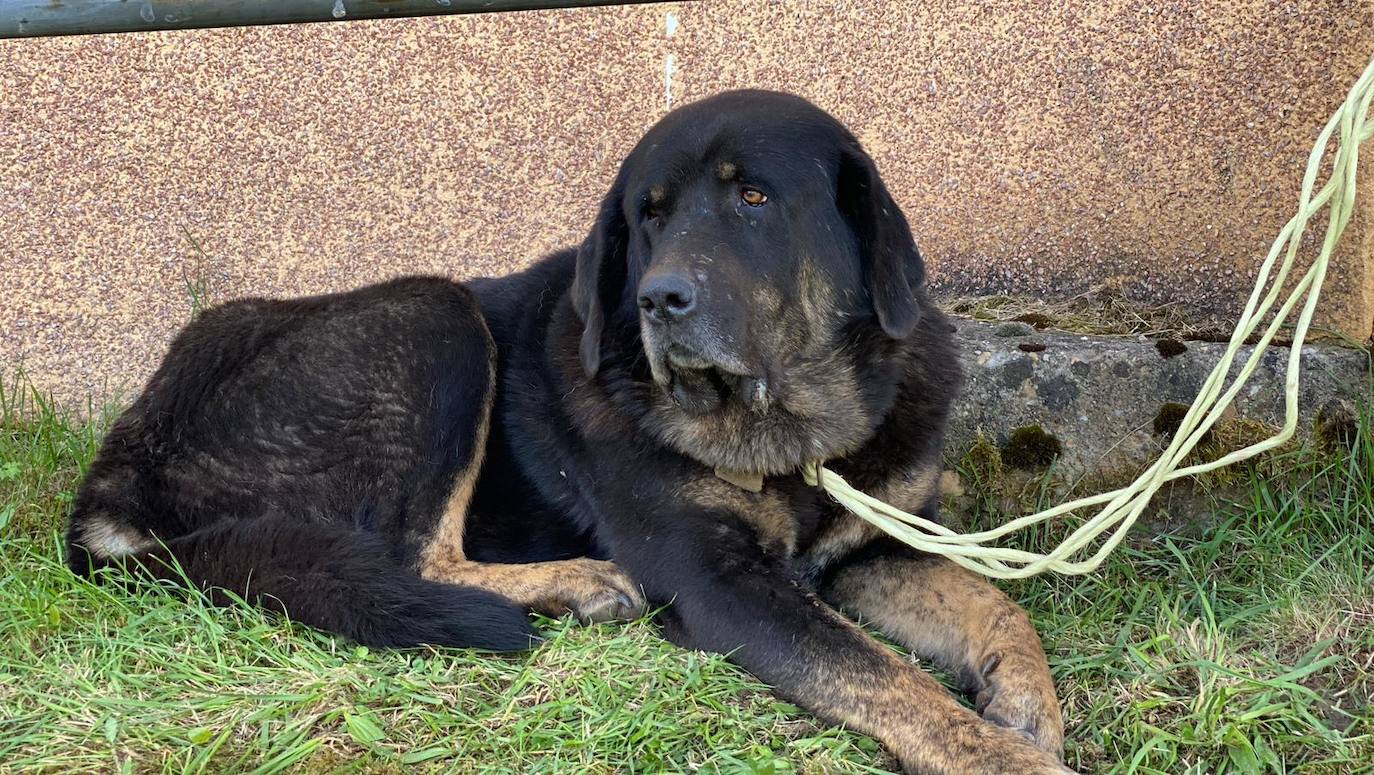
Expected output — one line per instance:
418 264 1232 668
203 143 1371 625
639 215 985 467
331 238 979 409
67 277 535 650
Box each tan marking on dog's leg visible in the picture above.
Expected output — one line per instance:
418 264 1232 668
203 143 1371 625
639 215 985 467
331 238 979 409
419 330 497 572
424 557 645 623
824 554 1066 758
420 447 485 567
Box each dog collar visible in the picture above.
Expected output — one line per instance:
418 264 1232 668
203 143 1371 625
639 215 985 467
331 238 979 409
713 466 765 493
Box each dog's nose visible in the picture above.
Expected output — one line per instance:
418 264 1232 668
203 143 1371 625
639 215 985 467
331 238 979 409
638 272 697 322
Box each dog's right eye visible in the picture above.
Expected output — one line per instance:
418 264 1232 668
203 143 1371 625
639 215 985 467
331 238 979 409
643 186 668 224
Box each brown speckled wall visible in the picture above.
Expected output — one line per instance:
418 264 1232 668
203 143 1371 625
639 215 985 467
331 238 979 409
3 1 1372 404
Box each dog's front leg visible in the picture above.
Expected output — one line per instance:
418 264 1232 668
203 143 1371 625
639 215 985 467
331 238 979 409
822 546 1065 757
603 512 1074 775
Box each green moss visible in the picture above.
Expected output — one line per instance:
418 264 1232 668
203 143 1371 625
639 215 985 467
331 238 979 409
1000 425 1062 469
953 433 1004 510
959 434 1004 486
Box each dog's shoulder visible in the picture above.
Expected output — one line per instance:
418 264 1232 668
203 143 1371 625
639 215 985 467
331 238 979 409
469 250 578 345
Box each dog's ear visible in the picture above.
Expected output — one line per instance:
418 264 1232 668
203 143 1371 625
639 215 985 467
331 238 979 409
837 143 925 339
571 183 629 377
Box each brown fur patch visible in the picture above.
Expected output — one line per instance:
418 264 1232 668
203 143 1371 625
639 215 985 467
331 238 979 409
824 555 1066 757
717 161 737 180
676 474 796 556
800 512 880 575
750 284 784 317
801 463 942 577
796 256 839 339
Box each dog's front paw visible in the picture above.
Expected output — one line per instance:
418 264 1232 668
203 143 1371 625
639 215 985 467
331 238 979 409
973 650 1066 758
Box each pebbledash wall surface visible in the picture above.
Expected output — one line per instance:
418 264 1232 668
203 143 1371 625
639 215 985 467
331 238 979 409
2 1 1373 406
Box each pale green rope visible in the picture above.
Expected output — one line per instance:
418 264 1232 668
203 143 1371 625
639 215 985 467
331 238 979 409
803 54 1374 579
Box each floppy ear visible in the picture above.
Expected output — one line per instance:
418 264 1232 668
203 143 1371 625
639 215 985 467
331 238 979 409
571 183 629 377
837 144 925 339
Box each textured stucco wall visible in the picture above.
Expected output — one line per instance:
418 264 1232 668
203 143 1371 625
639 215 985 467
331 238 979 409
3 0 1372 405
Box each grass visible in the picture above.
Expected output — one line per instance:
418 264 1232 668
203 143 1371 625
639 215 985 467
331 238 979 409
2 374 1372 774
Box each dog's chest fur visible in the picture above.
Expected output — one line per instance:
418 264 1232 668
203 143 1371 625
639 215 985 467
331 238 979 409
677 469 901 584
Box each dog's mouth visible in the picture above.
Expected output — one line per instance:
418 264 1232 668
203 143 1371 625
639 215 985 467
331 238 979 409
656 345 770 416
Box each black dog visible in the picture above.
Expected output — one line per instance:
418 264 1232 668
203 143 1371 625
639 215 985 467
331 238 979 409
69 90 1070 773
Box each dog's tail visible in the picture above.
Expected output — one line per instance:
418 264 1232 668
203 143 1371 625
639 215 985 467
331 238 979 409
67 513 537 651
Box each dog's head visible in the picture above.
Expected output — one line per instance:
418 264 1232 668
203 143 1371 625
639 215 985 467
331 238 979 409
572 90 929 474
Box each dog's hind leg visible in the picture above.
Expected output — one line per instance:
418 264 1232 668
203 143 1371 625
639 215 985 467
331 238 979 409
421 557 645 624
821 544 1065 758
416 458 643 623
413 337 644 625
